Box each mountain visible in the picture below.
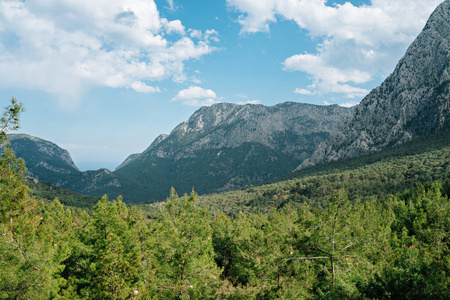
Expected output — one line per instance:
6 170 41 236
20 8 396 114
6 102 351 202
298 0 450 170
5 134 81 182
5 134 122 196
113 102 352 201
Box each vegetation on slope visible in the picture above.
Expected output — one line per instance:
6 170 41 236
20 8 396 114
3 150 450 298
25 178 100 209
199 131 450 215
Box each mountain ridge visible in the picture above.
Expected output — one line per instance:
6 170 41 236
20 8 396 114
7 101 351 202
298 0 450 170
112 101 352 201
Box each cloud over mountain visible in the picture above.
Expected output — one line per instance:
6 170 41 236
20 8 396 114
227 0 442 98
172 86 219 106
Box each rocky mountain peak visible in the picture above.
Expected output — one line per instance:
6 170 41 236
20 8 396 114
170 103 240 136
6 134 80 172
110 101 351 200
298 0 450 170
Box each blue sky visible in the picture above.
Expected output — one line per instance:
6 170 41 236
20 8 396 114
0 0 443 170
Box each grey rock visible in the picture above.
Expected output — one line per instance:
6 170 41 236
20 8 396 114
298 0 450 170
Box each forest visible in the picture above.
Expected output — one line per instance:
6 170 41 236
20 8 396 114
1 100 449 299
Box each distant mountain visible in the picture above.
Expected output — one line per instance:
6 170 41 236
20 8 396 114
113 102 352 201
5 134 121 196
298 0 450 170
6 134 81 182
6 102 351 202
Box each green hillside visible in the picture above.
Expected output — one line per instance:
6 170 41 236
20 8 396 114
199 130 450 215
25 178 100 209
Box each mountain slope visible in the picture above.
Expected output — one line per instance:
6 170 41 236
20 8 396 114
113 102 352 201
6 134 81 182
298 0 450 170
5 134 121 196
201 130 450 215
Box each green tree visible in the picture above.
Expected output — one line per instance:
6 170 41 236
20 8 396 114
293 190 390 298
0 97 24 146
84 195 141 299
154 188 221 299
0 98 65 299
361 182 450 298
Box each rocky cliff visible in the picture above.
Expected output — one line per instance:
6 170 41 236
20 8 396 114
298 0 450 170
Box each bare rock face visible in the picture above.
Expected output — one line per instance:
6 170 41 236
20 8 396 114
298 0 450 170
140 102 350 161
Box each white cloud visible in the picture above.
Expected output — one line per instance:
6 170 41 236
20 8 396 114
294 88 312 95
172 86 219 106
238 100 261 105
188 28 220 43
190 29 203 39
163 19 185 35
204 29 220 43
285 51 370 98
131 81 161 93
339 101 358 108
324 100 358 107
0 0 216 101
234 93 261 105
227 0 442 98
227 0 277 33
165 0 177 12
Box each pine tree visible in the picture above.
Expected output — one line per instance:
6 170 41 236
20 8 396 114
0 98 65 299
85 196 141 299
154 188 222 298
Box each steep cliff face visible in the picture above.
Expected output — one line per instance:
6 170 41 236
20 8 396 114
298 0 450 170
113 102 351 201
119 102 350 164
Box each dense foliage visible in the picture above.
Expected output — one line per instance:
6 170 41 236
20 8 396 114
25 178 100 209
2 153 450 298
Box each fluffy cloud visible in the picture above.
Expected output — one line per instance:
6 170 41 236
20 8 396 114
228 0 442 98
163 19 185 35
285 51 370 98
0 0 217 101
294 88 312 95
171 86 219 106
188 29 220 43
